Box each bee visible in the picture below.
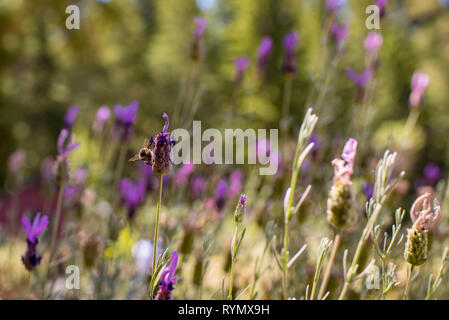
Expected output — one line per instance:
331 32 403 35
128 138 153 165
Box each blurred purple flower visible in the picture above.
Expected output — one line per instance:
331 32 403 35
155 251 178 300
309 134 322 160
8 149 26 173
424 163 442 185
234 56 250 85
326 0 346 14
113 101 139 142
377 0 387 18
364 182 375 200
190 176 206 199
409 71 430 108
364 32 383 54
193 17 208 39
331 23 349 46
21 212 49 271
21 212 49 243
227 170 243 199
41 157 55 182
64 105 79 130
256 36 273 75
214 179 228 211
119 177 146 219
57 128 81 159
175 163 194 187
93 106 111 134
282 31 299 75
191 17 208 60
346 68 373 88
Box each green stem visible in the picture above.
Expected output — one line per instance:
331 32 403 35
403 264 414 300
151 174 164 286
318 231 341 299
228 226 239 300
338 203 384 300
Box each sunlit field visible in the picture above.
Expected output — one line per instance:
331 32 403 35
1 0 449 300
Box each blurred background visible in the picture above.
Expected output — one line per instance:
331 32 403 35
1 0 449 299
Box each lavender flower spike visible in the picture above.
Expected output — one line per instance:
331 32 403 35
21 212 49 271
57 128 81 158
282 31 299 75
155 251 178 300
119 178 146 219
410 192 440 229
346 68 373 88
93 106 111 133
151 113 174 175
331 23 349 47
191 17 208 61
234 56 250 85
113 101 139 142
409 71 430 108
256 36 273 75
234 194 247 223
364 32 383 54
326 0 346 14
64 105 79 130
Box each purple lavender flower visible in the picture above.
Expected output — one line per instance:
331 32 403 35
191 17 209 61
282 31 299 75
331 23 349 47
53 129 81 183
214 179 228 211
332 138 358 185
377 0 387 18
256 36 273 76
227 170 243 199
151 113 174 175
175 163 194 187
155 251 178 300
424 163 442 186
8 149 26 174
113 101 139 142
119 178 146 219
364 32 383 54
234 194 247 223
346 68 373 88
309 134 322 160
190 176 206 199
64 105 79 130
57 129 81 158
363 182 375 200
234 56 250 85
21 212 49 271
326 0 346 14
409 71 430 108
93 106 111 134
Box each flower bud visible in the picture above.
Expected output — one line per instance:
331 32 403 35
327 180 357 230
234 194 247 224
404 226 428 266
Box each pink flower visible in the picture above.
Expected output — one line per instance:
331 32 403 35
410 193 440 229
332 138 358 184
409 71 430 108
364 32 383 54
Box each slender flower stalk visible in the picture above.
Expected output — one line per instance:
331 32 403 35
152 174 163 285
310 238 333 300
281 109 317 299
404 71 430 134
228 195 247 300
